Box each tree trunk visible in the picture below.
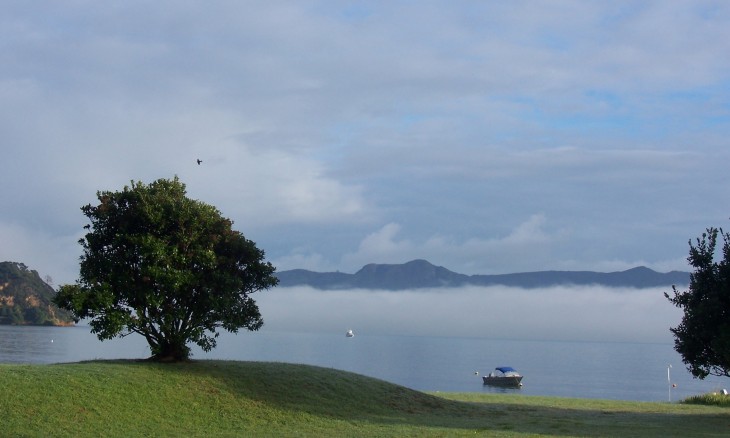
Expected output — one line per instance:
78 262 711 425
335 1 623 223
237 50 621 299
149 339 191 362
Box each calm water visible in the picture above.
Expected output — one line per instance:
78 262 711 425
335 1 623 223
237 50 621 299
1 325 726 402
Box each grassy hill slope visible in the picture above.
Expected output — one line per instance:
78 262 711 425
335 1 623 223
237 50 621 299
1 360 727 437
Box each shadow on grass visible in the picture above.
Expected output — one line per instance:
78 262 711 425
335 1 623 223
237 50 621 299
103 360 730 437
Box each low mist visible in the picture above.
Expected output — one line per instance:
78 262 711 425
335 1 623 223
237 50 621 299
256 285 682 343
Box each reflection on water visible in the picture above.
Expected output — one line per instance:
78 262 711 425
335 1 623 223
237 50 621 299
1 325 726 402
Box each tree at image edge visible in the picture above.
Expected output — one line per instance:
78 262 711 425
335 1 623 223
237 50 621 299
666 226 730 379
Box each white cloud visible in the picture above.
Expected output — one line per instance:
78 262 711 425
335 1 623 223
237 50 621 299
308 214 690 275
348 223 413 260
500 214 551 245
1 1 727 289
270 250 336 274
338 215 559 274
0 222 81 285
183 139 370 228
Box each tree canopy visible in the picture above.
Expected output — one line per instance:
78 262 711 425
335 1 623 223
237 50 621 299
665 227 730 379
55 177 278 361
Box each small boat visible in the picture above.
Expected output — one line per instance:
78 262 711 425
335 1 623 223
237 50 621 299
482 366 523 387
346 329 354 337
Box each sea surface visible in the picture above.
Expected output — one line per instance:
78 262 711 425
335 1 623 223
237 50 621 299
1 325 727 402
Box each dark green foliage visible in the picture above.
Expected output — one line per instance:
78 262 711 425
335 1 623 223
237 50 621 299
666 227 730 379
54 177 278 361
0 261 74 325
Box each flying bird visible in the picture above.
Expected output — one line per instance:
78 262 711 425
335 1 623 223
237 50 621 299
196 159 202 165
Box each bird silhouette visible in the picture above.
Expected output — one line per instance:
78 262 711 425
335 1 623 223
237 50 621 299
196 159 202 165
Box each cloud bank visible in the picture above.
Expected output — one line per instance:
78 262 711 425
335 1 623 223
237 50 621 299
257 285 681 344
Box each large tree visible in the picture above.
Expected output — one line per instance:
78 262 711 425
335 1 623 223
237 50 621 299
665 227 730 378
55 177 278 361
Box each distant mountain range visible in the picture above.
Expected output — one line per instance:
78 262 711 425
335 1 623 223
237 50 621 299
275 259 690 290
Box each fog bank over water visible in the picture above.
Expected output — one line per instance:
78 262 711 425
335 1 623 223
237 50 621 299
257 286 682 344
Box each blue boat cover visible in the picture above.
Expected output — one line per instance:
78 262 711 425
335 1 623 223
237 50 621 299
496 366 516 373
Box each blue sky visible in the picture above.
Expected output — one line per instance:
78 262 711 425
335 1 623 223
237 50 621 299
2 1 730 285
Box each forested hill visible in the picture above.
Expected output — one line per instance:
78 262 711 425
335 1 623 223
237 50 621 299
275 259 691 290
0 261 74 326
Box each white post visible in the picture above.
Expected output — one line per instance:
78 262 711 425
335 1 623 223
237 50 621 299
667 364 672 402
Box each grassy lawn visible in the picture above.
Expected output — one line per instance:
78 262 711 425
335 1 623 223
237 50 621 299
1 360 728 437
